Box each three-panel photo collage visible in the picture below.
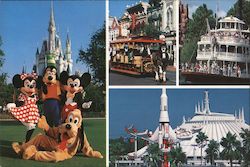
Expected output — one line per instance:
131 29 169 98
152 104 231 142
0 0 249 167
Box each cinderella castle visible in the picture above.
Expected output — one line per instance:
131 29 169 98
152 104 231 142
34 3 73 75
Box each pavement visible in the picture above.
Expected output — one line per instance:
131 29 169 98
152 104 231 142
109 70 176 85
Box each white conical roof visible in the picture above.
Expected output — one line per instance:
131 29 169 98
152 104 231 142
176 91 249 158
178 113 248 157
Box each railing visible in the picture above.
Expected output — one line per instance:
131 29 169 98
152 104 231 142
199 36 250 45
197 51 250 62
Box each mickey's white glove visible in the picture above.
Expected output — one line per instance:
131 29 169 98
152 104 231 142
82 101 92 109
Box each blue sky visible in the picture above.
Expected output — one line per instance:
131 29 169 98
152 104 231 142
0 1 105 82
109 88 250 138
110 0 237 19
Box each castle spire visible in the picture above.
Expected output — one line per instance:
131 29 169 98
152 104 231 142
36 48 39 55
66 33 71 50
65 31 71 59
65 30 72 74
48 1 56 52
49 1 55 28
22 65 25 74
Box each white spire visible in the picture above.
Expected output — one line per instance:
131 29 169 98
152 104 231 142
65 32 71 59
204 91 211 114
242 107 245 123
198 101 201 113
48 1 56 52
239 109 242 121
49 1 55 28
183 116 186 124
195 104 198 114
201 100 204 112
159 88 169 123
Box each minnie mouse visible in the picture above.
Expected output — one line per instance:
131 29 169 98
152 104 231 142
7 72 41 142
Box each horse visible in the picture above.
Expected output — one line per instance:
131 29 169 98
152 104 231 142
151 45 170 83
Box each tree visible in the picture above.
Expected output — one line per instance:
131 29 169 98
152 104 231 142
78 25 105 86
144 143 161 167
240 128 250 167
109 136 147 167
169 145 187 166
220 132 241 167
109 137 127 156
143 24 161 39
195 131 208 165
0 74 14 107
227 0 250 27
205 139 219 165
77 25 105 115
180 4 216 63
83 83 105 114
0 36 14 108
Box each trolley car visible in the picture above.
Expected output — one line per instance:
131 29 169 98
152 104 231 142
110 37 164 75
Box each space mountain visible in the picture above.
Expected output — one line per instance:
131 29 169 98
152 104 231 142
176 91 249 159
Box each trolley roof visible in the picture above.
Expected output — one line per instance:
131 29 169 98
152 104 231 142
110 37 164 44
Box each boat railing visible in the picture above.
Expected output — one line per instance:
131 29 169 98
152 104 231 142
218 36 249 44
218 52 249 58
197 51 249 60
200 36 211 41
200 35 249 45
181 61 249 79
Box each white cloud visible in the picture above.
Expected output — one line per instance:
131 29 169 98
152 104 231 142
217 10 226 18
189 5 199 18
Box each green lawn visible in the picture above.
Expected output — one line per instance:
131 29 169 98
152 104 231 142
0 119 106 167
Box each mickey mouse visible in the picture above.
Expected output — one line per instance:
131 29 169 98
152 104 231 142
59 71 91 122
7 72 41 142
40 66 61 127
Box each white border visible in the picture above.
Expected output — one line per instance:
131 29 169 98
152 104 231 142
109 85 250 89
176 0 180 86
105 0 109 166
